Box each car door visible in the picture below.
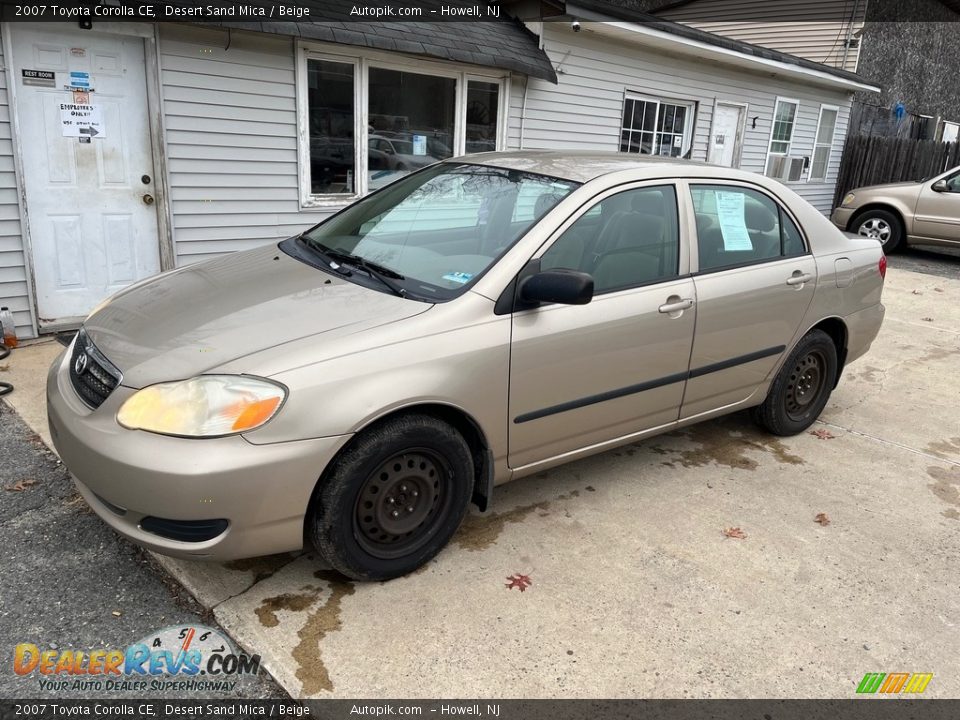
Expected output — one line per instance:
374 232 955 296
913 170 960 242
508 183 696 470
681 182 816 419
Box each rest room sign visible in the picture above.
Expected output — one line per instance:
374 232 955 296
59 102 105 138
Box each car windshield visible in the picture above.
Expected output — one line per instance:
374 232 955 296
299 162 580 300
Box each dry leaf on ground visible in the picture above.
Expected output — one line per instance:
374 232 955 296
5 479 37 492
810 428 836 440
921 317 934 322
722 527 747 540
505 573 533 592
814 513 831 526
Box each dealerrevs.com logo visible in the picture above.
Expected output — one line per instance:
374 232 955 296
13 625 261 693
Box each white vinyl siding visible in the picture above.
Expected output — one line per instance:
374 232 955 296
659 0 865 72
0 28 33 339
507 25 851 214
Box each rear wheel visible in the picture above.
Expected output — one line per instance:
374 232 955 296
307 414 473 581
853 208 903 253
752 330 838 436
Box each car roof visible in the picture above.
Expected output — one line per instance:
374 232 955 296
452 150 755 184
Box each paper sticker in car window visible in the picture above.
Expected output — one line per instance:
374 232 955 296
442 272 473 284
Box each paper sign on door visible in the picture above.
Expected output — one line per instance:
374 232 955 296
59 102 105 138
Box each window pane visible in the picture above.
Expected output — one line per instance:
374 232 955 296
368 68 456 190
466 81 499 154
816 108 838 144
781 210 806 256
621 99 635 130
811 146 830 181
541 185 680 293
307 59 355 194
691 185 783 271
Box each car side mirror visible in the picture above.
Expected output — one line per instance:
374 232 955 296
932 179 949 192
519 269 594 306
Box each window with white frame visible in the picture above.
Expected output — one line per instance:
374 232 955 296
300 47 506 205
943 121 959 144
809 105 839 182
765 98 801 182
620 95 695 158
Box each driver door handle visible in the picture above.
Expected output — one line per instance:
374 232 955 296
786 272 813 286
658 297 694 314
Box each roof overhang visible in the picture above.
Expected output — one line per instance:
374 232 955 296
566 3 881 93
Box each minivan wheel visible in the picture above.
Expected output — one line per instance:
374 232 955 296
853 209 903 253
752 330 838 437
308 414 473 581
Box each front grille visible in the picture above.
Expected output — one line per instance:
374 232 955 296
69 328 122 409
140 517 229 543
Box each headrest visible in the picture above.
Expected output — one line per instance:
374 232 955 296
744 198 777 233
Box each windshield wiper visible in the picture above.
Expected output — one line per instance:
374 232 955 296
299 236 407 297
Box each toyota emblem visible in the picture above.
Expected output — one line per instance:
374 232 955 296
74 351 88 375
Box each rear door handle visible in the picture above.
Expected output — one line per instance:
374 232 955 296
658 297 694 314
786 272 814 286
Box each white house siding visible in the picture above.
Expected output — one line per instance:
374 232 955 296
0 28 33 339
507 24 851 215
658 0 865 73
159 25 321 267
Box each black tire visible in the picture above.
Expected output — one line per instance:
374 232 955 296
752 330 838 437
307 414 473 581
851 208 904 253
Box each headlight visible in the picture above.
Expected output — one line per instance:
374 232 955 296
842 192 856 206
117 375 286 437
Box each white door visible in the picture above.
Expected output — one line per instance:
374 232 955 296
11 25 160 327
708 103 745 168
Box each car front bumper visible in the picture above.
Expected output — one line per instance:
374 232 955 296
831 206 856 231
46 348 351 560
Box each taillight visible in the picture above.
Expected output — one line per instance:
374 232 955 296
878 255 887 279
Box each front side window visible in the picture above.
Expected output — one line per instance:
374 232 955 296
302 51 504 204
691 185 806 272
620 96 694 158
809 105 839 182
765 99 800 181
541 185 680 294
299 163 578 300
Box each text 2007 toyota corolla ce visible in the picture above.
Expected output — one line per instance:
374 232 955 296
47 151 885 580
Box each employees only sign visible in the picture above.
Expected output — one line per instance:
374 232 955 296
60 102 105 138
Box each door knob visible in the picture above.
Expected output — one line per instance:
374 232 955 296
142 193 155 205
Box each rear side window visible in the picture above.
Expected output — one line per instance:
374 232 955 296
691 185 806 272
540 185 680 294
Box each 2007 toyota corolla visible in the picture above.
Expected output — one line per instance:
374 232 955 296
47 151 886 580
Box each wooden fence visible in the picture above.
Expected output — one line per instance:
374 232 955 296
833 136 960 206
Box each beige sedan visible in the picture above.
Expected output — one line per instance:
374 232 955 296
832 165 960 252
47 152 886 580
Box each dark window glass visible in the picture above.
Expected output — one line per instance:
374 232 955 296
465 81 499 154
307 60 355 194
367 68 456 191
691 185 804 271
541 185 680 294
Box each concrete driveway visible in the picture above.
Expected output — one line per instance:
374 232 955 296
2 263 958 699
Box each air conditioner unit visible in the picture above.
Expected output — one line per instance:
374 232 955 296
766 155 806 182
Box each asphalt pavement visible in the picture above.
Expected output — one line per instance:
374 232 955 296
0 403 284 699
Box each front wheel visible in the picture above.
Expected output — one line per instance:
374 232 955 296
307 414 474 581
853 208 903 253
752 330 838 436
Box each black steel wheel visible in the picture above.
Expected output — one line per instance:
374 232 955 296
752 329 838 436
308 414 474 581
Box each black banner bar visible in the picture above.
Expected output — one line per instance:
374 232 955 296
2 700 960 720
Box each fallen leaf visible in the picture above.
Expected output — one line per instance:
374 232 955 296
934 288 944 293
921 317 934 322
912 289 923 295
810 428 835 440
722 527 747 540
112 611 122 617
505 573 532 592
5 479 37 492
0 364 9 372
814 513 831 526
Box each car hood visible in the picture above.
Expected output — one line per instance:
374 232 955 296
83 244 432 388
853 181 921 195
